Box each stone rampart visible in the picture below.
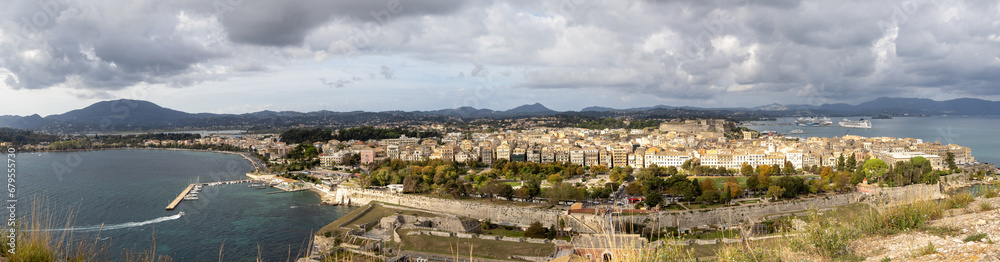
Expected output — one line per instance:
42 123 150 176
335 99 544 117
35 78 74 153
338 204 375 228
600 193 858 230
337 186 919 233
860 183 944 206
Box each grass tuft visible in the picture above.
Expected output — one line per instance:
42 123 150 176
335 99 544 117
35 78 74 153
963 232 989 243
945 192 975 209
714 243 781 262
981 185 998 198
921 226 959 238
980 202 994 212
911 241 936 257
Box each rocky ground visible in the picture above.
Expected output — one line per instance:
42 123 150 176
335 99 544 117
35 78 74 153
854 197 1000 261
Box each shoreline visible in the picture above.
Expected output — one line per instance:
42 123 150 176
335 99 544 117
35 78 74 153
32 147 267 171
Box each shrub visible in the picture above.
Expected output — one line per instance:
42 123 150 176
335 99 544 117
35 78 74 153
912 241 936 257
982 185 998 198
795 210 861 259
858 201 942 234
714 244 781 262
945 192 974 209
980 202 993 212
802 225 860 258
524 221 547 238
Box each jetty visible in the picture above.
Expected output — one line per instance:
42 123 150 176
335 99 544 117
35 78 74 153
165 179 258 210
166 184 196 210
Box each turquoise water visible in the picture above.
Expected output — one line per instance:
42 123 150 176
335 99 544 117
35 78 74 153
745 116 1000 167
14 149 354 261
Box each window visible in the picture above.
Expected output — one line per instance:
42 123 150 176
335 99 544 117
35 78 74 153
602 253 613 262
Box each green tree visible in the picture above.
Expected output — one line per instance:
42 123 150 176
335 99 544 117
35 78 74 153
741 162 753 176
525 221 547 238
665 166 678 175
862 159 889 184
837 154 846 171
591 165 609 175
783 161 796 174
766 186 786 201
746 173 760 191
643 190 664 208
547 173 564 185
523 179 542 199
775 176 806 198
696 190 720 203
846 153 857 172
946 152 958 171
911 156 933 175
833 171 853 192
622 166 634 175
681 159 693 171
609 169 624 184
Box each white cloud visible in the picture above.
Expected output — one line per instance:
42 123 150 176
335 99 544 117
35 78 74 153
3 0 1000 115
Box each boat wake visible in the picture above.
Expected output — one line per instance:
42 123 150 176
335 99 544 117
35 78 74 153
32 213 184 232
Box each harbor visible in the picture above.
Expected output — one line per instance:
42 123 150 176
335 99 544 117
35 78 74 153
164 175 328 210
165 179 256 210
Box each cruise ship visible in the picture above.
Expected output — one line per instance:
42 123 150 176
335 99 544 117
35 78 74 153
795 117 833 126
839 118 872 128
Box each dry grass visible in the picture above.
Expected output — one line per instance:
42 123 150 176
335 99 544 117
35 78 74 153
396 229 554 260
0 198 173 262
910 241 936 257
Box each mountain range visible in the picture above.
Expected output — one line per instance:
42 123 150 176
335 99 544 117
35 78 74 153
2 97 997 133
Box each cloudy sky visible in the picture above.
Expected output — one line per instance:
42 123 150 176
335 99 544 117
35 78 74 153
2 0 999 116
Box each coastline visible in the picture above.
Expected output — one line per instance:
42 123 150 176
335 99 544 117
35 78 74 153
34 147 267 171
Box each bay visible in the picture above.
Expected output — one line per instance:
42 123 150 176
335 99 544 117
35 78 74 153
744 116 1000 167
14 149 354 261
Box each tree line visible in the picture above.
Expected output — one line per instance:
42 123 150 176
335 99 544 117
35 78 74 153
0 128 60 146
576 118 660 130
359 158 616 204
280 126 441 144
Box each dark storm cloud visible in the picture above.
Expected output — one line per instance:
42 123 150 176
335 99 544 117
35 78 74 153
0 0 466 90
219 0 467 46
1 0 999 105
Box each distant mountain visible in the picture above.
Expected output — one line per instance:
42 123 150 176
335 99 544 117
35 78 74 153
46 99 198 124
580 105 676 112
505 103 555 114
420 106 498 117
818 97 1000 115
580 106 617 112
2 97 997 133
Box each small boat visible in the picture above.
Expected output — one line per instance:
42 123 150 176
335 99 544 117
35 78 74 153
789 129 804 134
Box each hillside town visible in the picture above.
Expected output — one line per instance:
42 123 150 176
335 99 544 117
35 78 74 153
134 119 975 175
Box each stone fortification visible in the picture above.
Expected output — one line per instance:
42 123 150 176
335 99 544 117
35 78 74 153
336 186 565 227
379 214 482 234
658 119 732 133
593 193 858 231
336 182 943 233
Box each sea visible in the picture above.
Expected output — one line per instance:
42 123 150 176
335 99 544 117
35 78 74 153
743 116 1000 167
13 149 354 261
